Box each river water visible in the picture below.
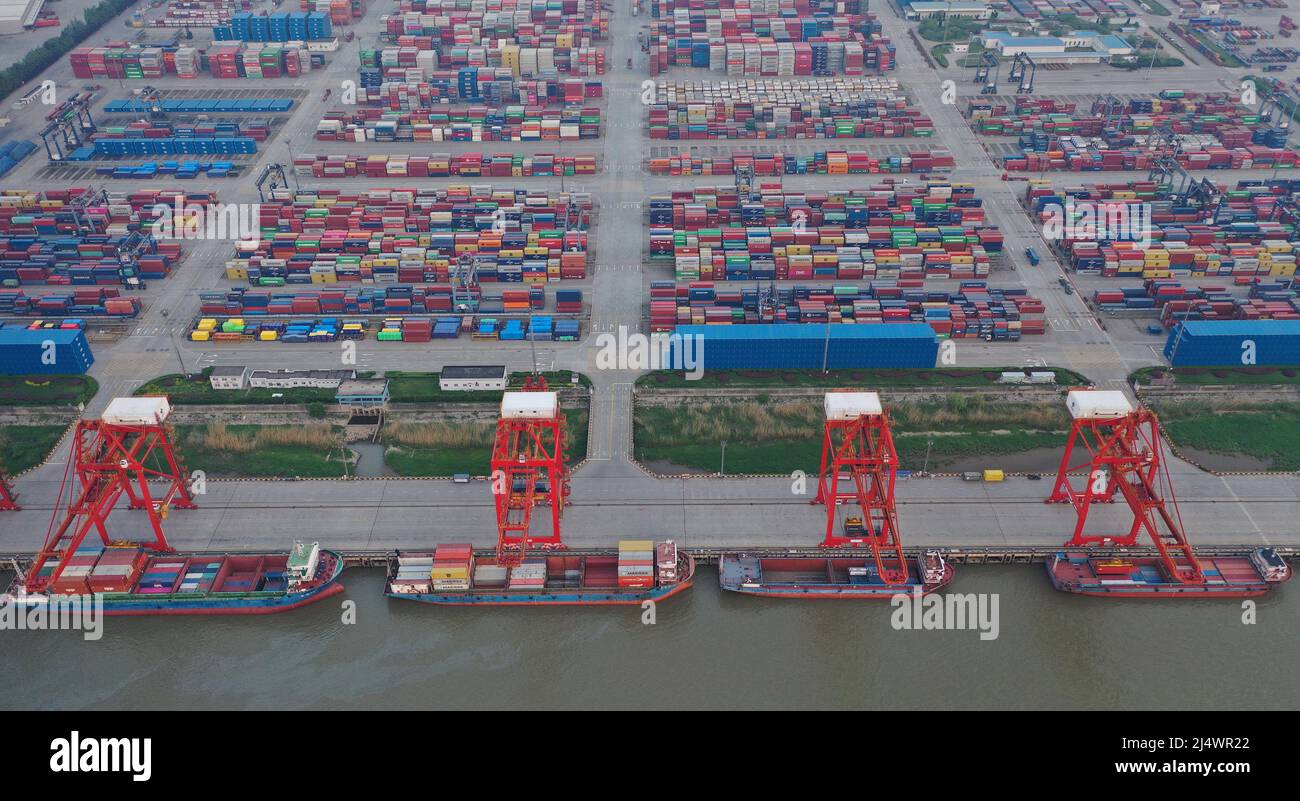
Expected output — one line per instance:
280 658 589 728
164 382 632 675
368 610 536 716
2 566 1295 710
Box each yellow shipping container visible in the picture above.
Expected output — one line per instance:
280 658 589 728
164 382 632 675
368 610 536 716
190 330 211 341
983 469 1005 482
619 540 654 552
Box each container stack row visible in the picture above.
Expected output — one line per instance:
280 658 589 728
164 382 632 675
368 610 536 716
648 182 1003 282
227 187 591 285
292 152 597 178
1025 180 1300 279
648 78 926 140
647 149 953 176
316 105 601 142
650 281 1044 338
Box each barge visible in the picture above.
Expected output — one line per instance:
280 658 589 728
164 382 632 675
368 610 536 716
386 541 695 606
1047 549 1291 598
718 550 954 599
6 541 345 615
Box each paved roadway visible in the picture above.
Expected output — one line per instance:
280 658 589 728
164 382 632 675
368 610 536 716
0 2 1297 554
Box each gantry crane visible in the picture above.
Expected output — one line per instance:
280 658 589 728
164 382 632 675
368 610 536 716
24 397 196 594
812 391 908 584
491 378 571 566
1045 390 1206 586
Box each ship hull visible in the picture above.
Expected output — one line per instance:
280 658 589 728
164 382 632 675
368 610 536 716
8 550 346 616
387 552 696 606
1047 552 1288 599
718 554 955 599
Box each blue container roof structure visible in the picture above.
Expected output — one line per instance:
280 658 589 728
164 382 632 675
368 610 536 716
0 327 87 346
669 324 939 371
1164 320 1300 367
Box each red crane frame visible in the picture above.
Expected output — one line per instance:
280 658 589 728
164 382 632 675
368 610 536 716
25 408 196 593
0 472 18 511
1046 407 1205 585
491 377 570 566
813 406 908 584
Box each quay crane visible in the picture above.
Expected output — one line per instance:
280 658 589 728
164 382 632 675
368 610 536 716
23 397 196 594
812 391 909 584
1045 390 1204 584
1045 390 1290 596
491 377 571 566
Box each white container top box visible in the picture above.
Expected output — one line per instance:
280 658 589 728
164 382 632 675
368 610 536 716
501 391 559 419
824 391 882 421
1065 390 1134 420
102 396 172 425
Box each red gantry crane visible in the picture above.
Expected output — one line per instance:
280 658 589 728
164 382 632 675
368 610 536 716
1045 390 1205 586
813 391 909 585
25 397 196 593
491 377 570 566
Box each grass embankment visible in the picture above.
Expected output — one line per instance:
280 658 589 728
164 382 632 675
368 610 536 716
382 409 590 476
0 376 99 406
639 367 1090 390
166 424 350 477
1131 366 1300 386
634 397 1070 474
1153 402 1300 472
0 425 69 474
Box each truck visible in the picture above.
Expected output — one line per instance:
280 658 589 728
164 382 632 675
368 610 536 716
1025 247 1040 266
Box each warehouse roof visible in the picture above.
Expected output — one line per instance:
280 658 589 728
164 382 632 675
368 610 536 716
441 365 508 379
337 379 389 397
209 366 247 377
249 369 356 380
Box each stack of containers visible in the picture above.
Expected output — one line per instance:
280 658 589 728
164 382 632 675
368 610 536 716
508 559 547 589
134 557 186 594
666 323 939 368
649 149 952 176
1164 319 1300 366
617 541 655 589
48 543 104 595
296 152 596 177
88 547 149 594
431 544 473 591
178 559 223 593
648 79 924 140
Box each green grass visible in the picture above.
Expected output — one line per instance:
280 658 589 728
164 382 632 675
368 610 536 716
0 425 69 474
1132 366 1300 386
167 424 349 478
931 44 951 68
1155 403 1300 471
383 408 590 476
634 398 1069 473
0 375 99 407
638 366 1090 390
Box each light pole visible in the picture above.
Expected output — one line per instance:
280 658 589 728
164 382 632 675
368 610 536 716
923 439 934 475
720 440 727 476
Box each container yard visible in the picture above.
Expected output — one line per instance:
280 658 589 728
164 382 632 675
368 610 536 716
0 0 1295 721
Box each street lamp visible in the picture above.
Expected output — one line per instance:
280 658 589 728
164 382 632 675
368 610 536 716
720 440 727 476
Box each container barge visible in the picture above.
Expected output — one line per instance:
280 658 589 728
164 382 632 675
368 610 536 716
386 541 695 606
1047 549 1291 598
6 541 345 615
718 550 953 599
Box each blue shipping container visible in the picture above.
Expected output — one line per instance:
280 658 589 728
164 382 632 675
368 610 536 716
0 328 95 375
667 324 938 371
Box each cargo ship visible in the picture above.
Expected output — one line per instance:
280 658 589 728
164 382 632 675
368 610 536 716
6 541 345 615
718 550 954 599
1047 549 1291 598
386 541 695 606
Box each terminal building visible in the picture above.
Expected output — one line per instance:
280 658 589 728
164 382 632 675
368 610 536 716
977 30 1133 63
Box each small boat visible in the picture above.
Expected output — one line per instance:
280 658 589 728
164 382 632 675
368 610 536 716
718 550 954 599
1047 548 1291 598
